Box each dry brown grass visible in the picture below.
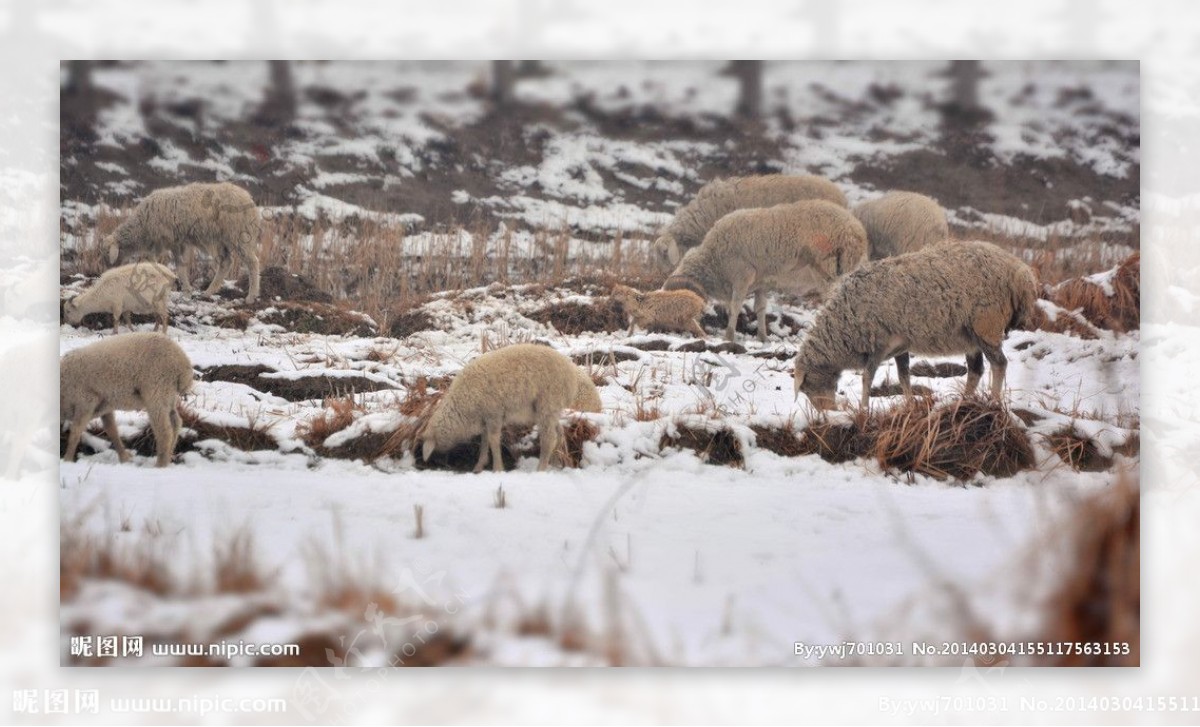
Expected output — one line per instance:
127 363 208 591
1034 471 1139 665
873 397 1035 480
1045 428 1139 472
1049 252 1140 333
659 424 743 467
297 396 364 450
178 406 279 453
750 420 806 457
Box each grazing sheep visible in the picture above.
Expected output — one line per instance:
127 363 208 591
653 174 848 267
793 240 1038 410
60 332 194 467
105 182 262 303
63 262 176 335
419 344 595 473
611 283 707 338
663 199 868 343
852 191 950 260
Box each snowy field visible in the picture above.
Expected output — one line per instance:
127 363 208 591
57 61 1140 667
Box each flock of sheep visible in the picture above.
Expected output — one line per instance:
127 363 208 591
60 174 1039 472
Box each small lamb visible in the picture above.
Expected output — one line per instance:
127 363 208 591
419 344 601 473
653 174 848 267
663 199 868 342
61 332 194 467
852 191 950 260
610 284 707 338
793 240 1038 410
63 262 176 335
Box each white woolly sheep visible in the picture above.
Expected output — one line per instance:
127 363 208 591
652 174 848 267
105 182 262 303
793 240 1038 410
663 199 868 343
61 332 194 467
63 262 176 335
852 191 950 260
419 344 598 473
610 283 707 338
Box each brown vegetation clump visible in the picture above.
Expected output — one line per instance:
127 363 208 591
750 421 806 457
529 298 627 335
1049 252 1139 333
178 407 279 452
797 412 880 464
659 424 743 467
873 397 1035 480
1035 474 1139 665
297 396 364 451
558 416 601 467
1045 428 1139 472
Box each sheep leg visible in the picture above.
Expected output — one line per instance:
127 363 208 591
977 341 1008 399
243 246 261 303
488 421 505 474
687 318 707 339
537 418 561 471
101 412 131 464
472 432 491 473
753 289 768 343
964 351 984 396
861 352 887 410
64 407 95 463
895 352 912 398
726 275 754 342
203 254 231 296
148 406 176 467
178 248 194 294
110 306 121 335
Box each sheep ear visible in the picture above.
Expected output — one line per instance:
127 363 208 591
793 368 805 399
421 437 435 462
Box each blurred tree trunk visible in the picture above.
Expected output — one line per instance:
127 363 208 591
61 61 97 142
259 60 296 127
947 60 983 113
515 60 549 78
730 60 763 120
491 60 516 106
63 61 94 103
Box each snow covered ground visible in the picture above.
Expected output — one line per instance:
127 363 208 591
57 278 1138 666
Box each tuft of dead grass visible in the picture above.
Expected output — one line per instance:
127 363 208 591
873 397 1035 480
749 420 806 457
1035 472 1139 665
1045 428 1139 472
1049 252 1139 333
297 396 364 451
660 424 743 467
528 298 627 335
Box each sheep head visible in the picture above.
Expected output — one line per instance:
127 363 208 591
63 297 84 325
651 235 676 269
793 364 838 411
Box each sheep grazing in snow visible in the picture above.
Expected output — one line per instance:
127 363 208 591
652 174 848 267
663 199 868 343
105 182 262 303
419 344 600 473
610 283 707 338
60 332 194 467
793 240 1038 411
852 191 950 260
63 262 176 335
